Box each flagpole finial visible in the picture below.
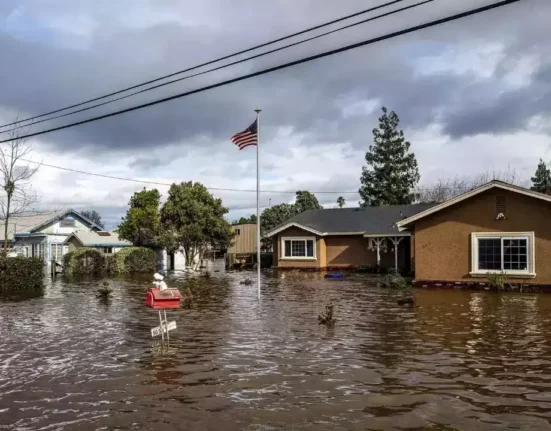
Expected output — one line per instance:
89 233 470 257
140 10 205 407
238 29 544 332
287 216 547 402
254 108 262 114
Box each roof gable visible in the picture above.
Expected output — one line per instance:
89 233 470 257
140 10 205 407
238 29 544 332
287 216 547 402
397 181 551 228
30 209 103 232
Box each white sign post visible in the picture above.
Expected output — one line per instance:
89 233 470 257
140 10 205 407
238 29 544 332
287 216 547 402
151 309 177 341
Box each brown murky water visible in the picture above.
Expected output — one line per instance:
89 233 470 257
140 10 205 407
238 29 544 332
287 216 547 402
2 266 551 430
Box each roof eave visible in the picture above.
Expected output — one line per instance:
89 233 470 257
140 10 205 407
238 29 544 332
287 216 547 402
265 222 324 238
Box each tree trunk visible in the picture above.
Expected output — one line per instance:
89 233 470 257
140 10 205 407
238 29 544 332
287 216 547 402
3 194 11 251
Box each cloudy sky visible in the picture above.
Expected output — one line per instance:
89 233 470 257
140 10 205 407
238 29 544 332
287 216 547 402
0 0 549 228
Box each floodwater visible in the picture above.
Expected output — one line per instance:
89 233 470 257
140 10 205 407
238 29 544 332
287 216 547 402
2 267 551 430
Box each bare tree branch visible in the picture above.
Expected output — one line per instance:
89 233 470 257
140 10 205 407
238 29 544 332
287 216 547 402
417 168 523 204
0 122 40 250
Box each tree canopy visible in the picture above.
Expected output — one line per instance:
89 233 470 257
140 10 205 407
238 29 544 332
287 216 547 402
531 159 551 195
359 107 420 207
159 182 234 264
80 210 104 228
234 214 257 224
259 191 322 250
336 196 345 208
118 188 161 248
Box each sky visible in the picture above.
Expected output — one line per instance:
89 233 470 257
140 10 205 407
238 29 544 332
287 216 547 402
0 0 549 229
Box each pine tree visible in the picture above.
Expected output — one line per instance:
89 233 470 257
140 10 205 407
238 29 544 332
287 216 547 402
336 196 345 208
359 107 420 207
531 159 551 194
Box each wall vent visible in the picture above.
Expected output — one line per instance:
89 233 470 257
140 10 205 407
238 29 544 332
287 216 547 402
496 196 506 214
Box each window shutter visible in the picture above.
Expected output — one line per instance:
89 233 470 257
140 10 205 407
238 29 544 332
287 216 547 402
496 196 506 214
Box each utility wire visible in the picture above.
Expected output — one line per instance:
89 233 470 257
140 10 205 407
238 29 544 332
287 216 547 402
0 0 407 130
1 0 434 134
0 0 519 145
13 156 360 194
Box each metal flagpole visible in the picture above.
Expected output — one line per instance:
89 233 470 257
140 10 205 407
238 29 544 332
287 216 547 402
255 108 262 301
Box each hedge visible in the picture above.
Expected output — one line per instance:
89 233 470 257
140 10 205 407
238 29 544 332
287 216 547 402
63 247 156 276
0 256 44 291
63 248 106 276
111 247 157 274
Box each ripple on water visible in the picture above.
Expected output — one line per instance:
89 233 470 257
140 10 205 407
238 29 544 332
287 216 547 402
2 269 551 430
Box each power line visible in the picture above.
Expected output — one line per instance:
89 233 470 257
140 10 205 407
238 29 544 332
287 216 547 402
1 0 434 134
15 156 361 194
0 0 519 145
0 0 408 130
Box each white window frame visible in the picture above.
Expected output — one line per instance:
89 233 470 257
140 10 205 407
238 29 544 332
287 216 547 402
470 232 535 278
281 236 316 260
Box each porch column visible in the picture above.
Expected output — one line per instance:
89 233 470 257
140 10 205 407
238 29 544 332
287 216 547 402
372 238 386 267
389 237 404 271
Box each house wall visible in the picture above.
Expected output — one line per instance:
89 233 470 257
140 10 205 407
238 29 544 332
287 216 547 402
275 226 325 268
413 189 551 284
274 227 409 270
228 224 257 254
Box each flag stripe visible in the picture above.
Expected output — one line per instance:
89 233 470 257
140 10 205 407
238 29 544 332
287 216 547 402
231 119 258 149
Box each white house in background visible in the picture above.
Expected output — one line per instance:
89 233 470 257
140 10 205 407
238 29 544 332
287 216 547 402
64 231 133 253
157 249 187 272
0 209 103 265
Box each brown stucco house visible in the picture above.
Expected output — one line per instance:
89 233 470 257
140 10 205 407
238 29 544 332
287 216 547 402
267 180 551 287
397 180 551 287
266 203 436 272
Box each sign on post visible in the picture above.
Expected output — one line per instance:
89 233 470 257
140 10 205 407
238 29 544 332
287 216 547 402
151 320 177 338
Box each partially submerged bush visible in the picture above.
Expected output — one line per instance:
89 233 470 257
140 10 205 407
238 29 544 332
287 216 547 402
97 280 112 298
63 249 106 276
64 247 156 276
112 247 156 274
487 271 507 290
0 256 44 291
380 269 409 289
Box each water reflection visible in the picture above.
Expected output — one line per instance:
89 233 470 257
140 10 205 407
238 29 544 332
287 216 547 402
1 267 551 430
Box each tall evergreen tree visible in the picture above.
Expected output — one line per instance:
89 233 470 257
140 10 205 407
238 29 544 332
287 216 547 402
336 196 345 208
530 159 551 195
359 107 420 207
295 190 322 213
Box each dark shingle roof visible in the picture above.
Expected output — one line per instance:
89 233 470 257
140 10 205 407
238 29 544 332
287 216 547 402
269 203 438 236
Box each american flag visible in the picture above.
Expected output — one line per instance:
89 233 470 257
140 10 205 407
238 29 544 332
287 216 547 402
231 119 258 150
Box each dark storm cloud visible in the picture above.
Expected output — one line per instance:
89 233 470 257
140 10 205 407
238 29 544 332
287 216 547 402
0 0 549 155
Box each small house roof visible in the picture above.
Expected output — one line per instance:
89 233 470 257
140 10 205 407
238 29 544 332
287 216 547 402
266 203 437 237
0 209 102 241
64 231 132 247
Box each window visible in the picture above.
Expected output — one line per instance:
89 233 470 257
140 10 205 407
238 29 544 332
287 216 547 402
33 244 45 260
103 247 113 254
471 232 534 277
235 229 241 236
281 237 315 259
50 244 64 261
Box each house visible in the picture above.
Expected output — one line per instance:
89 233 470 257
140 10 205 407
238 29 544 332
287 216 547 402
64 231 132 253
396 180 551 287
228 223 257 254
0 209 103 264
266 203 436 272
267 180 551 288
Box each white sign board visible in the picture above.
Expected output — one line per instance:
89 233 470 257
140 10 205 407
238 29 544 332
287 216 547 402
151 320 177 337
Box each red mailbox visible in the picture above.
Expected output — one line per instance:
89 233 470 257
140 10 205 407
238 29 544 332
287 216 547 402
145 288 182 309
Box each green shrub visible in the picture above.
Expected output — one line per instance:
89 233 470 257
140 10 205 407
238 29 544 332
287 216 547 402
111 247 157 274
63 248 106 276
0 256 44 291
380 269 409 289
487 271 507 290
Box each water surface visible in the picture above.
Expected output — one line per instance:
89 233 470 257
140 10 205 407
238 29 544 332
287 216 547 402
2 267 551 430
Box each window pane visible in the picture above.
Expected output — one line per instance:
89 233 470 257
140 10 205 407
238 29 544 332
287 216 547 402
291 240 306 257
306 240 314 257
284 240 291 257
504 238 528 270
478 238 501 270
